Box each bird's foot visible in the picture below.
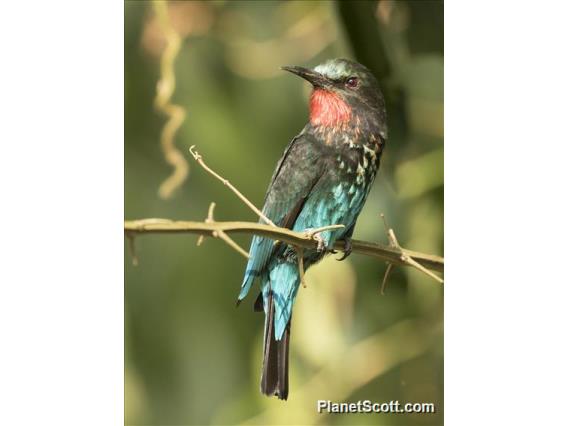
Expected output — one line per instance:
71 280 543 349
313 233 327 252
304 228 331 253
336 237 352 261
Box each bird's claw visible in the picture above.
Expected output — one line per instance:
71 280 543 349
336 237 352 261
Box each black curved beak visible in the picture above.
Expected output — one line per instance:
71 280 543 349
281 65 329 88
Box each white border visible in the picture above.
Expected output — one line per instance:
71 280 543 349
446 1 568 424
0 2 123 424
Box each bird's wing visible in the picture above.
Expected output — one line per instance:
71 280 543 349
238 132 324 301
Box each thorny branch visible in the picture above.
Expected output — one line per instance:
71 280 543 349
125 146 444 286
196 202 249 259
378 213 443 292
124 219 444 273
189 146 443 284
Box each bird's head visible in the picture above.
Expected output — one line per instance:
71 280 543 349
282 58 386 133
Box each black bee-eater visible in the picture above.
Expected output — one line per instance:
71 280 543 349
237 58 387 400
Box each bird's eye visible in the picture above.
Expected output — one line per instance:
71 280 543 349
346 77 358 88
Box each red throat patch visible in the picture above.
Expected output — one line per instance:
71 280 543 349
309 89 352 127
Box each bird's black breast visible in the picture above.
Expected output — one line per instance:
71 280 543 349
307 121 384 191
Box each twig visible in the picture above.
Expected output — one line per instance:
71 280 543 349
196 202 216 246
379 213 394 293
189 146 275 226
304 224 345 237
195 202 249 259
401 253 443 284
295 246 306 288
380 213 444 285
153 0 189 199
215 232 249 259
126 233 139 266
380 263 393 295
124 219 444 274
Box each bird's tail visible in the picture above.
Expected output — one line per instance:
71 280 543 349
260 292 290 400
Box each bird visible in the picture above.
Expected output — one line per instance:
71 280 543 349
237 58 388 400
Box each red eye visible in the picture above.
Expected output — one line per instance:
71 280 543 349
346 77 358 88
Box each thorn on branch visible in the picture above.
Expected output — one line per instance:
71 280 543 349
197 202 217 246
379 213 394 294
295 246 307 288
195 202 250 259
379 213 444 289
126 233 139 266
401 253 444 284
380 263 393 295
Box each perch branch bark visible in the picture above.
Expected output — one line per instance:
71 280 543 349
124 219 444 274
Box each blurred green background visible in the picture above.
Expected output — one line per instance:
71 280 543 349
125 1 443 425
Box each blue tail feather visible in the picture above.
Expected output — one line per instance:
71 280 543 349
265 262 300 340
239 234 275 301
238 269 257 301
